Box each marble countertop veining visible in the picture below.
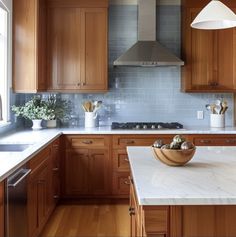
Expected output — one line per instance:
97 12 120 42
127 146 236 206
1 125 236 182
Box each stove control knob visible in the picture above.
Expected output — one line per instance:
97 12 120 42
157 125 163 129
151 125 156 129
143 125 148 129
135 125 140 129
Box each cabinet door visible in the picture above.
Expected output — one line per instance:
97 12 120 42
47 7 81 90
182 9 215 91
28 174 38 237
37 163 51 230
217 28 236 90
51 140 61 206
28 159 52 237
90 149 110 195
80 8 108 91
13 0 46 93
65 149 90 196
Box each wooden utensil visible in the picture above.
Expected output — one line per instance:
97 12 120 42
83 101 92 112
221 100 228 114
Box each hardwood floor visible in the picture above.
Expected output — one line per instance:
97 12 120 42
40 204 130 237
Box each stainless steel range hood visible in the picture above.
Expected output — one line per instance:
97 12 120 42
113 0 184 67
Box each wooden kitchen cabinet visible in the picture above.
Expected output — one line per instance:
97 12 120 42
112 135 173 198
47 0 108 93
63 136 111 197
27 144 57 237
181 0 236 92
0 182 4 237
130 178 169 237
13 0 47 93
189 134 236 146
51 138 61 206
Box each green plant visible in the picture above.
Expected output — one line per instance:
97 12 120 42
12 96 47 120
43 95 72 121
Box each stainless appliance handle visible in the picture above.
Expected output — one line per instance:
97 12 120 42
8 169 31 187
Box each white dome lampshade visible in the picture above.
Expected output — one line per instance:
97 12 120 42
191 0 236 30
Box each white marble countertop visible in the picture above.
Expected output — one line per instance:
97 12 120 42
1 125 236 182
127 146 236 206
62 126 236 134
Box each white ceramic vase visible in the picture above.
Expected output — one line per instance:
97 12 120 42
47 120 57 128
32 119 43 130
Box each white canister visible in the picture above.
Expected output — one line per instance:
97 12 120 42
210 114 225 128
85 112 98 128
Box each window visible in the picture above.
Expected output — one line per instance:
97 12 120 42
0 2 9 125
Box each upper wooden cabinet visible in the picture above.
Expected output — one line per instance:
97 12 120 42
47 2 108 92
181 0 236 92
13 0 47 93
13 0 108 93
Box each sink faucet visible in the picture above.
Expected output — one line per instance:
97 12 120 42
0 94 3 121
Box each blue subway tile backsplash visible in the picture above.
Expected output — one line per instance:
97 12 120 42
13 4 234 128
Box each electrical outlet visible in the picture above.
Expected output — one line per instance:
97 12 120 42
197 111 204 120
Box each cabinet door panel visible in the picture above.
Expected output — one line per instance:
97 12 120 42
65 149 90 195
90 149 110 195
48 8 81 90
190 10 214 88
217 29 236 89
80 8 108 91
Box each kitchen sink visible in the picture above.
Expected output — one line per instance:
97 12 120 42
0 144 32 152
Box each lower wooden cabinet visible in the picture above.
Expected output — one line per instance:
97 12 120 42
0 181 4 237
27 138 60 237
51 139 61 206
63 136 111 197
190 135 236 146
112 135 174 198
28 147 53 237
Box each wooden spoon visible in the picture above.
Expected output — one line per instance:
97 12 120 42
83 101 92 112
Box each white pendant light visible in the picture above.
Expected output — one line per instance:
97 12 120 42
191 0 236 30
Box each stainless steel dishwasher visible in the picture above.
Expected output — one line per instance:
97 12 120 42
5 166 31 237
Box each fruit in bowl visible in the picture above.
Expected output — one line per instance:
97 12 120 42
152 135 196 166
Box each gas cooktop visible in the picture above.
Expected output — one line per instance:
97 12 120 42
111 122 183 130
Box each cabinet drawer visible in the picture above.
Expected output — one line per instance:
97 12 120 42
143 207 169 234
113 150 130 172
113 135 173 149
28 146 51 172
66 136 109 148
112 172 130 196
193 136 236 146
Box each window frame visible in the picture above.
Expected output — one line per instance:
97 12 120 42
0 0 11 127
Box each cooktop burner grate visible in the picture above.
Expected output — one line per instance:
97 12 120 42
111 122 183 130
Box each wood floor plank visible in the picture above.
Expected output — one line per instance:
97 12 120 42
40 204 130 237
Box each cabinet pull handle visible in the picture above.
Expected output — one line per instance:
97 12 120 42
53 168 59 172
124 158 129 162
129 207 135 216
226 139 236 144
54 195 59 199
199 139 211 144
126 140 135 145
124 180 130 185
82 140 93 144
77 83 80 86
53 144 59 148
37 180 45 184
82 82 86 86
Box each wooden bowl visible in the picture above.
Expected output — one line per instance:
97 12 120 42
152 147 196 166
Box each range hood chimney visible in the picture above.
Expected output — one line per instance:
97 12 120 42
113 0 184 67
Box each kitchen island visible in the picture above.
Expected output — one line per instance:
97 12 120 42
127 146 236 237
